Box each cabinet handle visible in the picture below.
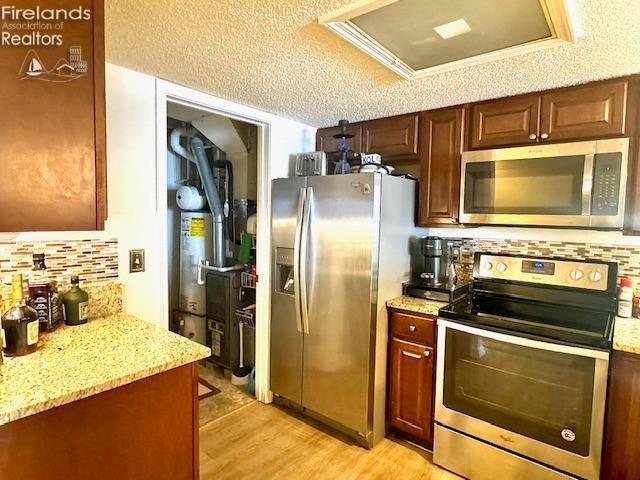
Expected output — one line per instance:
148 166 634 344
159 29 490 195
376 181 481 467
540 133 549 139
529 133 537 140
409 325 417 332
424 350 431 357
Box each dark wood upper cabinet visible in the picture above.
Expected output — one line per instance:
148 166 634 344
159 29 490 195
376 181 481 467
602 350 640 479
540 81 628 142
469 95 540 149
316 124 362 154
0 0 106 232
469 80 629 150
388 338 434 444
362 114 419 159
418 107 464 226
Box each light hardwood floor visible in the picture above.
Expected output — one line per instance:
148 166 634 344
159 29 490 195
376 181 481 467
199 402 461 479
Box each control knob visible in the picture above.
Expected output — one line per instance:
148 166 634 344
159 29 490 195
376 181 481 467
484 261 493 271
496 262 507 273
589 271 603 283
569 269 584 281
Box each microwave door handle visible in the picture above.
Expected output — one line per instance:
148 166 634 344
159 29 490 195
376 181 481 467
582 153 595 216
293 187 307 334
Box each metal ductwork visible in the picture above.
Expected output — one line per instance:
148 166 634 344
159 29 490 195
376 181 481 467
169 127 227 268
190 137 227 268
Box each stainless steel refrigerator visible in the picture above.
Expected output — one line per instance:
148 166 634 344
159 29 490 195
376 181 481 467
270 173 416 448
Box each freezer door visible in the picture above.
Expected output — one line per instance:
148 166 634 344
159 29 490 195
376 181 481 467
270 177 306 404
302 173 380 435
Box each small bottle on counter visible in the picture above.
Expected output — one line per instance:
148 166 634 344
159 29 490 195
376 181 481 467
28 253 62 332
618 277 634 318
1 274 39 356
633 290 640 319
62 276 89 325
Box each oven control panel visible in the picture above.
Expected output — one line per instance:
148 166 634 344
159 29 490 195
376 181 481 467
476 254 610 291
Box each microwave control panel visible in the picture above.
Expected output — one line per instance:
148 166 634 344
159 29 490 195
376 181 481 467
592 152 622 216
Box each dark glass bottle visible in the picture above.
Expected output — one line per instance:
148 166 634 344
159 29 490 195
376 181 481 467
63 276 89 325
28 253 62 332
1 274 39 356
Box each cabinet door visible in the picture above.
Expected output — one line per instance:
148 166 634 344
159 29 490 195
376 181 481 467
418 107 464 226
540 81 628 142
316 124 362 154
469 95 540 149
388 338 434 443
602 350 640 479
0 0 106 232
362 114 419 159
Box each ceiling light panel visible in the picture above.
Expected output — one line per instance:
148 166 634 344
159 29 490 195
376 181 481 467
433 18 471 40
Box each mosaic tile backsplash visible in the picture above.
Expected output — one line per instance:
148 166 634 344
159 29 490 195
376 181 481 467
451 238 640 285
0 238 118 286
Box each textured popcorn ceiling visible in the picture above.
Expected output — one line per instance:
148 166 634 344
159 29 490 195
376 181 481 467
105 0 640 127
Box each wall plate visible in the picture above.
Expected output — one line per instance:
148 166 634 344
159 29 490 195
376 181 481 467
129 249 145 273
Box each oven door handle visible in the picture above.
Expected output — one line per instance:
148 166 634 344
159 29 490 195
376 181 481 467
437 319 609 360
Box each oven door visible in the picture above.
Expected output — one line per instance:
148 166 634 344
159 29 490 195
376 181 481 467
435 319 609 480
459 138 628 228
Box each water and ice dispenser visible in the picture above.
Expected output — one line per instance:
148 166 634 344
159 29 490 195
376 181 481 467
275 247 295 295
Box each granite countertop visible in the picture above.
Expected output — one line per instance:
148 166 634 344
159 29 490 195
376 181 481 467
613 316 640 354
386 295 448 316
0 314 210 427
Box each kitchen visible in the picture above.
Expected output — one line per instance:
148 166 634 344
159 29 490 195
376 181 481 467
1 0 640 479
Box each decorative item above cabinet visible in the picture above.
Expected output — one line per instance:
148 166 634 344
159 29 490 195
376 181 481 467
0 0 106 232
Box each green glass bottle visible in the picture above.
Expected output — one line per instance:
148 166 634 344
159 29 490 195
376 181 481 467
63 276 89 326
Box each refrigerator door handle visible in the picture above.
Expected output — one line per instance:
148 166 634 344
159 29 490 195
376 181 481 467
293 187 307 334
300 187 313 335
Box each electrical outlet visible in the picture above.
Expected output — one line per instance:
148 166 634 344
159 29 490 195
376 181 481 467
129 249 145 273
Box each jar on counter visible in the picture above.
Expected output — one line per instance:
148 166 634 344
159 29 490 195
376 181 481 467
618 277 634 318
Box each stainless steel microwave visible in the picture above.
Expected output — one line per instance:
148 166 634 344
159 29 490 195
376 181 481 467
459 138 629 228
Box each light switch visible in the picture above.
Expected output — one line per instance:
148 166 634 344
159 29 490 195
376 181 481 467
129 249 145 273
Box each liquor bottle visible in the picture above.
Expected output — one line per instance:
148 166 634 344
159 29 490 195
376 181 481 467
28 253 62 331
63 276 89 325
0 285 4 371
1 274 39 356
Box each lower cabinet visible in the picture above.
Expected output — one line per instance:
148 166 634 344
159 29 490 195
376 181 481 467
387 308 436 447
602 350 640 479
0 363 199 480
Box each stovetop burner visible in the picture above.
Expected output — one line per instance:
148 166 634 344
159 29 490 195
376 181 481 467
439 252 619 349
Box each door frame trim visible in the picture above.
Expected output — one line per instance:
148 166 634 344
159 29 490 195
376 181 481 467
155 80 293 403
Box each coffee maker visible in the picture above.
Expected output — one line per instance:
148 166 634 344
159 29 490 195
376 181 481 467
403 236 469 302
418 236 447 286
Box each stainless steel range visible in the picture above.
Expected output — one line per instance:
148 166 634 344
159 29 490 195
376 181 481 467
434 253 618 480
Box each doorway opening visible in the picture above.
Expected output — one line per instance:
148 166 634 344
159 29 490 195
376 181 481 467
166 101 260 425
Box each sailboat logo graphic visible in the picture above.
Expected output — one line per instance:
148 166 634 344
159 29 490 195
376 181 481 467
25 56 45 77
18 48 87 83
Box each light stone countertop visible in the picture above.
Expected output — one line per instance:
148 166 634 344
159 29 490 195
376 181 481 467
0 313 210 427
386 295 448 316
613 316 640 355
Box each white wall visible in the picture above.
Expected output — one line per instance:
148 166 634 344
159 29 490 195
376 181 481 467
105 65 315 330
105 64 164 325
